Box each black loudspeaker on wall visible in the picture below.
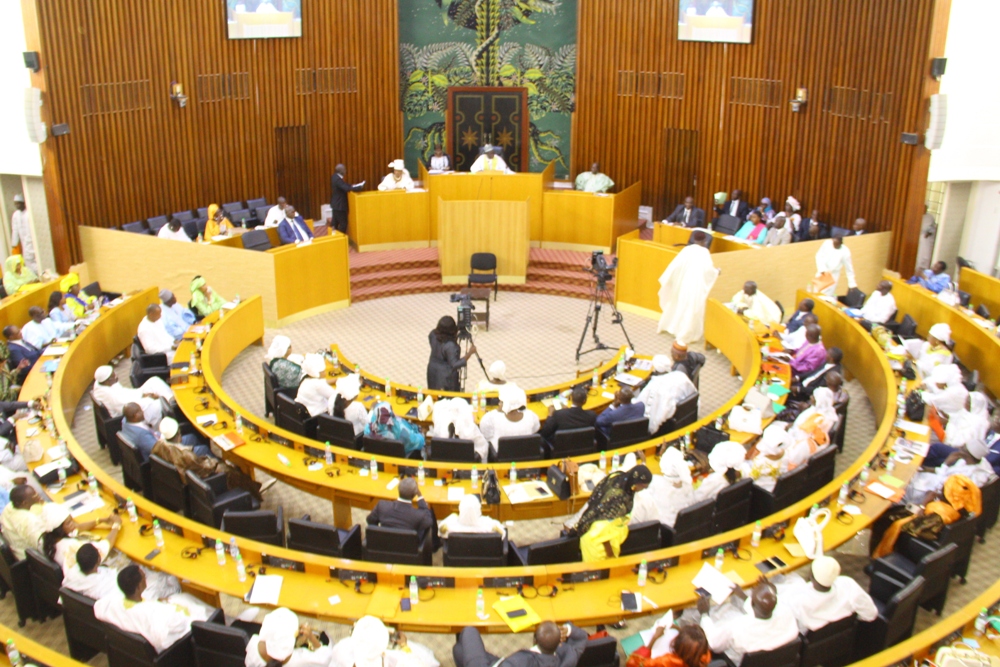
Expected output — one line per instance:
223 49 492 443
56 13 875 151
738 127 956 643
901 133 919 145
931 57 947 79
23 51 40 72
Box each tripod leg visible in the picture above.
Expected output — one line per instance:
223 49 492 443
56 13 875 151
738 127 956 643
591 303 603 345
575 299 598 361
602 288 634 350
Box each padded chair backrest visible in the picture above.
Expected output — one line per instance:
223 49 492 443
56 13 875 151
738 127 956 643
801 613 856 667
276 393 315 437
471 252 497 271
364 526 424 564
713 214 742 235
146 215 169 232
172 210 194 222
60 586 108 658
117 431 150 494
713 477 753 532
287 518 343 557
551 427 597 457
913 542 958 585
740 637 801 667
771 464 809 509
619 520 661 556
197 219 209 236
363 435 406 458
181 220 199 240
428 437 477 463
186 470 218 523
149 454 188 514
241 229 272 251
222 201 244 213
978 474 1000 536
191 621 248 667
229 209 252 226
897 314 918 338
254 205 273 223
526 535 581 565
0 538 37 625
577 636 620 667
246 197 268 210
221 508 284 547
608 418 650 447
495 434 544 462
844 288 866 308
671 497 715 543
197 207 209 218
25 548 63 613
122 221 148 234
445 533 506 567
666 392 699 430
316 413 359 449
883 575 925 648
103 621 162 667
805 445 837 494
976 304 991 320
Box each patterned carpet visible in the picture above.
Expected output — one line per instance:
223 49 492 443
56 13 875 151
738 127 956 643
2 290 998 666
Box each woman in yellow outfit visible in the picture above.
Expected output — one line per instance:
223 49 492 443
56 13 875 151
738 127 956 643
2 255 40 295
203 204 232 239
61 273 96 318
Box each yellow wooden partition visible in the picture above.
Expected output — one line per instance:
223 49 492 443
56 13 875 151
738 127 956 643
0 278 61 333
540 181 642 252
653 223 755 255
959 266 1000 319
348 190 431 251
438 200 530 284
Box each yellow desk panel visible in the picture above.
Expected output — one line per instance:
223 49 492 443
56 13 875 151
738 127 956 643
653 223 755 254
0 277 61 332
439 200 530 283
270 234 352 321
0 621 87 667
541 191 615 251
960 266 1000 320
348 190 431 251
614 238 678 315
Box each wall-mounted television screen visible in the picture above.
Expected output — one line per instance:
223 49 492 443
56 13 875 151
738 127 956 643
226 0 302 39
678 0 753 44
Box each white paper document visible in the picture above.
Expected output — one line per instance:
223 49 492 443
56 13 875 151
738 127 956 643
691 562 736 604
34 457 74 478
196 414 219 426
895 420 930 437
614 373 643 387
42 346 69 357
503 481 555 504
247 574 284 605
447 487 466 502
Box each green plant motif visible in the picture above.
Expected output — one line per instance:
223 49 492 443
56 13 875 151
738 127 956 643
497 43 575 121
400 42 476 117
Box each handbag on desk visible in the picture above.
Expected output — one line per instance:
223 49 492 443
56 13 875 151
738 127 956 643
727 405 763 435
935 645 1000 667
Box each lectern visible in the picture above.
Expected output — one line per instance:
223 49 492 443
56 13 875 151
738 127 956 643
438 199 529 284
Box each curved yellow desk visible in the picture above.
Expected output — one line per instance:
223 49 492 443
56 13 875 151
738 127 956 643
0 622 87 667
959 267 1000 321
0 277 61 333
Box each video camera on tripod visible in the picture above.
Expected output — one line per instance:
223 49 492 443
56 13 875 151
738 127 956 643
449 292 475 338
586 250 618 289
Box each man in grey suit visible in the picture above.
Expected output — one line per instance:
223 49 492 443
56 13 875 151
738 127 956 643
454 620 588 667
666 196 705 228
366 477 438 549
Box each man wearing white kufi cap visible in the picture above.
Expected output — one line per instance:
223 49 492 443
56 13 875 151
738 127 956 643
92 365 173 428
743 423 790 492
469 144 512 174
331 373 369 436
477 359 516 392
637 355 697 435
246 607 333 667
909 322 954 377
775 555 877 634
636 446 695 527
378 159 415 191
294 354 336 417
921 363 968 418
330 615 439 667
693 440 746 503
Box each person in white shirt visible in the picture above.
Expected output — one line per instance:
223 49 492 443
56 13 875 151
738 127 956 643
911 322 954 377
779 556 878 633
813 233 856 297
636 446 694 527
39 502 121 575
137 304 177 357
743 423 790 492
478 385 540 448
92 365 173 427
330 615 439 667
330 373 369 436
21 306 74 349
0 485 45 559
727 281 782 325
430 397 490 463
10 195 38 274
65 542 183 602
94 565 215 653
762 215 793 246
294 354 335 417
438 494 505 538
574 162 615 193
781 313 818 353
469 145 512 174
156 219 192 242
263 196 289 228
429 145 451 172
246 607 334 667
921 363 969 418
477 359 516 393
637 356 698 434
852 280 896 326
698 577 799 667
377 159 415 191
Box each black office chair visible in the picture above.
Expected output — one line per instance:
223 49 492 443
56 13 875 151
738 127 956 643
854 573 924 660
800 613 856 667
191 621 248 667
117 431 152 495
661 392 699 435
739 637 801 667
872 542 956 616
186 470 256 528
443 532 508 567
122 221 148 234
427 437 478 463
25 548 62 620
0 538 37 627
491 434 545 463
230 209 253 227
222 201 244 214
511 535 581 566
146 216 169 234
360 435 405 459
598 417 650 449
222 508 285 547
181 220 199 240
60 587 107 661
896 512 978 583
977 474 1000 542
254 205 273 224
619 521 661 556
751 465 808 520
957 290 972 308
287 517 362 559
662 497 715 546
548 427 597 458
246 197 268 210
896 314 918 338
149 454 189 514
91 391 122 464
172 210 195 222
577 636 620 667
130 336 170 386
241 229 272 251
196 219 209 237
105 620 194 667
695 423 729 454
275 393 318 439
838 288 866 309
262 362 279 418
316 413 362 450
833 395 850 453
804 445 837 496
363 526 433 565
956 256 975 270
468 252 499 300
975 304 991 320
713 477 753 533
712 214 742 235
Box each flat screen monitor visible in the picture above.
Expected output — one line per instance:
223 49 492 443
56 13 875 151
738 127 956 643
678 0 753 44
226 0 302 39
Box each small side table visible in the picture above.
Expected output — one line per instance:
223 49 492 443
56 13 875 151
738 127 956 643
460 287 491 331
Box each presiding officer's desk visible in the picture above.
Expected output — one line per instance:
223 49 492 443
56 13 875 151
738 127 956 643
958 266 1000 323
540 183 642 253
348 190 432 251
24 281 918 634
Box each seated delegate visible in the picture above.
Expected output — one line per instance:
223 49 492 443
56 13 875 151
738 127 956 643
776 556 878 634
665 196 705 228
438 494 505 539
158 289 195 340
469 145 513 174
574 161 614 193
203 203 234 239
430 397 489 462
478 385 540 449
61 273 98 319
377 159 415 191
156 218 192 242
727 281 781 325
366 477 438 549
189 275 226 317
365 401 426 457
2 255 39 295
92 365 174 427
595 387 644 438
137 303 176 356
21 305 73 349
2 325 41 383
246 607 332 667
908 260 950 294
48 290 76 324
637 355 697 435
454 620 587 667
266 335 305 390
277 205 314 244
539 384 596 442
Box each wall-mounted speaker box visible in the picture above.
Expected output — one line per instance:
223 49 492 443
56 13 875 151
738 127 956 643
52 123 70 136
901 132 919 145
931 57 947 79
23 51 40 72
925 94 947 150
24 87 46 144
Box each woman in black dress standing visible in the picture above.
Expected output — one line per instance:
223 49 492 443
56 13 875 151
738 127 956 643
426 316 476 391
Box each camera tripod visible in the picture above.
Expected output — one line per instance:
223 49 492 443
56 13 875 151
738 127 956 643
576 276 633 361
456 304 491 392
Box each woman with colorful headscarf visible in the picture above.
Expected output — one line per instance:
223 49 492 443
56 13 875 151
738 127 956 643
923 363 969 419
571 465 653 561
913 322 954 377
438 494 504 538
61 273 96 318
189 275 226 317
734 211 767 244
2 255 39 295
365 400 425 456
785 387 838 469
203 204 232 239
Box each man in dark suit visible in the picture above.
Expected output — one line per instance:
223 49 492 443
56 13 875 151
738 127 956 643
329 164 365 235
831 217 867 238
366 477 438 549
665 196 705 228
276 205 313 245
785 298 814 333
539 385 596 442
454 620 588 667
3 325 40 384
715 189 750 221
796 209 830 242
120 402 158 461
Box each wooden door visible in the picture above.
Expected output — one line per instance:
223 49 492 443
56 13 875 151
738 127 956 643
447 87 529 172
662 128 700 218
275 125 311 218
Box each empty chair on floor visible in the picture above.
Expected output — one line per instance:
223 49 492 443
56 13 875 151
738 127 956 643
713 477 752 533
662 497 714 546
191 620 248 667
286 517 362 559
712 214 742 236
428 437 477 463
229 209 253 227
751 465 808 520
254 205 273 225
186 470 257 528
490 434 545 463
25 548 63 620
443 532 507 567
363 526 433 565
241 229 272 252
222 201 244 214
181 220 199 240
60 587 108 661
221 507 285 548
246 197 268 210
977 474 1000 542
468 252 498 300
511 535 580 566
854 573 925 660
316 413 361 450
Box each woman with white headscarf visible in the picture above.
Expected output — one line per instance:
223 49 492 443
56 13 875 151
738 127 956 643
694 441 747 503
784 197 803 235
330 374 368 436
330 615 438 667
267 335 305 390
294 354 336 417
912 323 954 377
477 360 517 393
638 446 695 526
744 423 791 492
922 363 969 418
478 385 540 448
246 607 333 667
438 494 505 538
924 392 991 468
786 387 838 470
430 398 490 462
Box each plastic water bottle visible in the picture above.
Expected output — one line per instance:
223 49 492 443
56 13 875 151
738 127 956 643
472 392 479 411
354 364 360 375
6 639 22 667
838 483 849 505
715 416 725 430
510 462 517 484
236 554 247 582
886 453 896 473
810 503 819 518
714 548 725 570
325 442 333 466
234 294 241 305
189 351 196 370
975 608 989 635
57 466 67 486
860 463 871 484
385 378 392 399
476 587 485 616
235 414 243 433
417 386 424 403
88 472 99 494
599 451 607 471
153 520 164 547
370 457 378 480
611 452 621 471
751 521 762 548
616 355 625 375
215 539 226 565
229 537 239 559
409 576 419 605
331 349 339 371
418 462 425 486
592 368 599 387
126 497 138 523
900 378 908 394
196 336 203 352
637 559 648 587
471 466 479 490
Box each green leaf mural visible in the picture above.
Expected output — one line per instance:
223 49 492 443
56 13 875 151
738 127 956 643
399 0 576 176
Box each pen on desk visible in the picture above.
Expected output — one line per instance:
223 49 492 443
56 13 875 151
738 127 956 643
643 595 658 609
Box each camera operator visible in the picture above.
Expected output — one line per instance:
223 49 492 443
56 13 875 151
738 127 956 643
427 316 476 391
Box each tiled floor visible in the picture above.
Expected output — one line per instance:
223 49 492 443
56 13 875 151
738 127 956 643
2 290 997 666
